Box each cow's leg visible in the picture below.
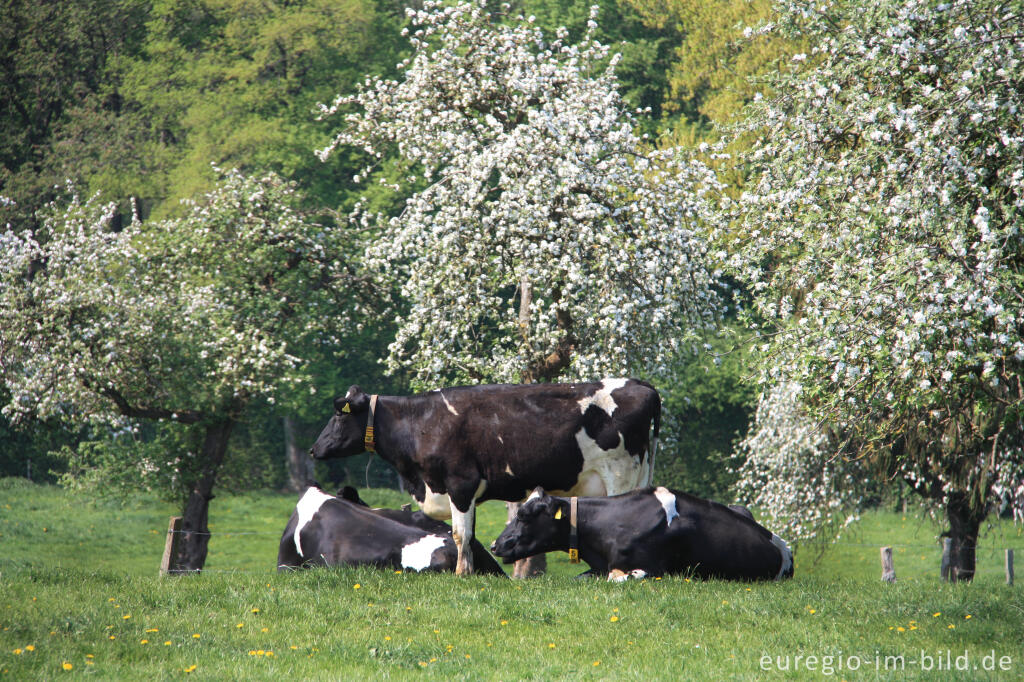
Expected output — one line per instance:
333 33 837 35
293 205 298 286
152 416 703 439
450 501 476 576
450 480 486 576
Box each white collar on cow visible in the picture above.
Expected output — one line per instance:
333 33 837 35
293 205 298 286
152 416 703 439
569 496 580 564
365 394 378 452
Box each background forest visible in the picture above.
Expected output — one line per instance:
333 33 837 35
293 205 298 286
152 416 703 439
2 0 1021 580
1 0 772 497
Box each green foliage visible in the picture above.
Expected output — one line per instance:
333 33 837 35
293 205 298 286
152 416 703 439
656 331 757 500
624 0 801 130
0 0 150 232
127 0 406 218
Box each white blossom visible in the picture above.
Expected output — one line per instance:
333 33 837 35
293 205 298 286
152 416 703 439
319 1 723 385
724 0 1024 526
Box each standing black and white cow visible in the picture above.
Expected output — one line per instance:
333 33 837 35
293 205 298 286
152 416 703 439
277 486 506 575
491 487 794 581
310 379 661 574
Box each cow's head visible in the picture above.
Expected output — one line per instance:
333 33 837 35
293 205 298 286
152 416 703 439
309 386 371 460
491 487 569 563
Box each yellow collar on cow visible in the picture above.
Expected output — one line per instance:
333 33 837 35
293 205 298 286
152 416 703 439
365 394 378 452
569 496 580 564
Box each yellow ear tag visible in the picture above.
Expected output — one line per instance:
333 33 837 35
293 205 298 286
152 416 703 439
554 508 562 520
341 403 351 413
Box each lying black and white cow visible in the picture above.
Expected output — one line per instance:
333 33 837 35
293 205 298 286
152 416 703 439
334 486 506 576
491 487 794 581
310 380 661 574
277 486 506 576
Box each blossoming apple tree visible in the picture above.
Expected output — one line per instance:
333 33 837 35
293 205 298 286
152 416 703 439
0 170 351 572
728 0 1023 580
317 0 724 387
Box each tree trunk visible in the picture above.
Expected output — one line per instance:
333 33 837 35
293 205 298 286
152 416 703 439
284 416 312 492
170 418 235 573
945 493 985 583
508 273 549 577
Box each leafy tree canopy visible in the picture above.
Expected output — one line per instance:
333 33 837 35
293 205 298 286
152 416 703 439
319 0 726 387
726 0 1023 578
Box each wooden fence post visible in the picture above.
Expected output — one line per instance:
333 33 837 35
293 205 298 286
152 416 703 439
1007 549 1014 586
880 546 896 583
160 516 182 576
940 538 951 581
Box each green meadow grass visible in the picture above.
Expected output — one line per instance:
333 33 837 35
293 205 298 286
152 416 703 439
2 477 1023 680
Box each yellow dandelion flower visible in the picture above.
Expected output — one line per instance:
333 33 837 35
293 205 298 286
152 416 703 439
62 662 72 671
384 636 391 641
141 639 149 644
610 616 619 622
809 609 816 614
184 664 197 673
109 636 116 641
249 650 258 656
266 651 274 658
85 654 93 659
593 660 601 666
236 623 244 628
251 608 260 614
419 662 428 667
430 657 438 662
108 598 115 602
965 614 972 620
909 626 918 631
948 624 955 629
933 612 941 617
25 645 34 652
433 629 440 634
192 633 200 639
897 626 905 632
145 628 158 633
290 646 298 650
12 649 21 656
353 584 361 589
548 643 556 649
261 627 269 633
256 650 265 656
122 614 131 620
164 641 172 646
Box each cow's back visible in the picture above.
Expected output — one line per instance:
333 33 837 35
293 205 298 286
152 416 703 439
420 380 659 502
667 490 788 581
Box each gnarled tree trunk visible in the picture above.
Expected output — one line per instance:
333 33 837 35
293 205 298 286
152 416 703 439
170 417 235 573
945 492 985 583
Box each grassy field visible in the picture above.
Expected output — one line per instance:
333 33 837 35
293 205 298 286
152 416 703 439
2 477 1023 680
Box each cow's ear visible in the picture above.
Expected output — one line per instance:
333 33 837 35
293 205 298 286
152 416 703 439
347 386 370 412
336 386 370 415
